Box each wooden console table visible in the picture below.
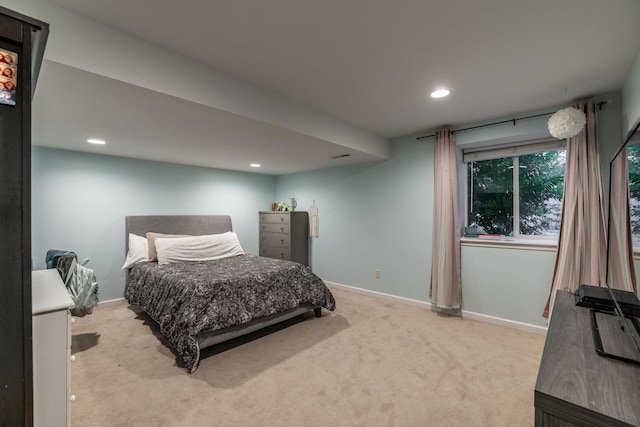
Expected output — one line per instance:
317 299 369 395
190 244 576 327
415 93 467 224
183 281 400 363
535 291 640 426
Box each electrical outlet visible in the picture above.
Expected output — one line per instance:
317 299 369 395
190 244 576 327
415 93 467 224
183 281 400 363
375 269 381 278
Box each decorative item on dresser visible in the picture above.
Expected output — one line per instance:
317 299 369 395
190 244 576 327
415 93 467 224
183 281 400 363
259 211 309 265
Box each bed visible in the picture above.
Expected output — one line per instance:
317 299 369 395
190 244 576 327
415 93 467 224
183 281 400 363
123 215 336 373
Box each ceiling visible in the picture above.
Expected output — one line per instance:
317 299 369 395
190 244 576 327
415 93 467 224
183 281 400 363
31 0 640 174
32 61 381 174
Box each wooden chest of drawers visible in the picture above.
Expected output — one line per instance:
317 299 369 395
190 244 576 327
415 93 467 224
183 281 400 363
259 211 309 265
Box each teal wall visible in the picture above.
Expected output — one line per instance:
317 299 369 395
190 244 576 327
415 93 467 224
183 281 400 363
461 246 557 325
275 138 434 302
276 94 622 327
31 148 275 301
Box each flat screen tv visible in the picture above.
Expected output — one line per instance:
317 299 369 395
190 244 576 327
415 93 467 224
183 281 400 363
576 118 640 365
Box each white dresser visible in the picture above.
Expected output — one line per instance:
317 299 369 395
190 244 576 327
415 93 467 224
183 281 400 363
32 269 75 427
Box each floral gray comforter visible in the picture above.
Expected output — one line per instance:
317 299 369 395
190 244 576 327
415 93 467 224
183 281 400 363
125 254 336 372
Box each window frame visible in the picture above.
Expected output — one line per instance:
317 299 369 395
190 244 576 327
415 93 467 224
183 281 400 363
463 137 566 240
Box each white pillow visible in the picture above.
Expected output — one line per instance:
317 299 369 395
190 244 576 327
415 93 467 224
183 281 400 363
146 232 191 261
121 233 149 269
155 232 245 265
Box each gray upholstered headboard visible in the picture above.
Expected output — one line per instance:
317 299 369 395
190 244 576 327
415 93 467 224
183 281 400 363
125 215 233 253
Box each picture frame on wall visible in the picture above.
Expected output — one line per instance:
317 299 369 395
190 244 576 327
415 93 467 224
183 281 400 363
0 47 18 106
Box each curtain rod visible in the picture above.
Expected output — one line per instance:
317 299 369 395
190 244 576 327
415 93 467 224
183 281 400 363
415 101 608 141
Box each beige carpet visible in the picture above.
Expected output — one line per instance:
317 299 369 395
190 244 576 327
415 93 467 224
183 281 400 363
70 285 545 426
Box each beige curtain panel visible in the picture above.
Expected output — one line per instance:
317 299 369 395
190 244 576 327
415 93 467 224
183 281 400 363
607 146 637 293
544 101 607 318
430 129 462 314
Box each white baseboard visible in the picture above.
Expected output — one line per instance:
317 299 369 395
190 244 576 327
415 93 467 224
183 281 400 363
461 310 547 335
97 297 126 307
325 281 547 335
326 281 432 310
99 283 547 335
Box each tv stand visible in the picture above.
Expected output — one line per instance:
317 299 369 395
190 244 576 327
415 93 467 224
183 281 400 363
535 291 640 426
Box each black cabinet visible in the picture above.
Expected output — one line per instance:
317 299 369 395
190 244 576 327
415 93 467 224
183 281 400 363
0 6 48 427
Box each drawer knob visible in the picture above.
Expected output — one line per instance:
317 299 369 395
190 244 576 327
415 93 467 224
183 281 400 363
70 395 76 402
71 317 76 324
70 355 76 362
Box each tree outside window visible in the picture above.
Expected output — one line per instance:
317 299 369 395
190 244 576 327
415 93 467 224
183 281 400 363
467 149 565 237
518 151 565 235
467 157 513 235
628 141 640 242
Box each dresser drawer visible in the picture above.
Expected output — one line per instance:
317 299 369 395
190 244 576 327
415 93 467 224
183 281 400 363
260 213 290 224
260 246 291 260
260 232 289 247
260 222 289 234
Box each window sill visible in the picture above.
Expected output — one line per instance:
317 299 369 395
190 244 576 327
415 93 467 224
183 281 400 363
461 237 558 252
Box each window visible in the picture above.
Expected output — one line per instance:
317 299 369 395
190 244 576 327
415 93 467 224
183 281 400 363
464 139 565 237
628 136 640 244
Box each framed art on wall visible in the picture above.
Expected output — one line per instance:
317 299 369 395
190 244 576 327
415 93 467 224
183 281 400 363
0 47 18 106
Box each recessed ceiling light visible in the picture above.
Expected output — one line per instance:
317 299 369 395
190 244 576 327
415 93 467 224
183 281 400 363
250 163 261 168
430 89 450 98
87 138 106 145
